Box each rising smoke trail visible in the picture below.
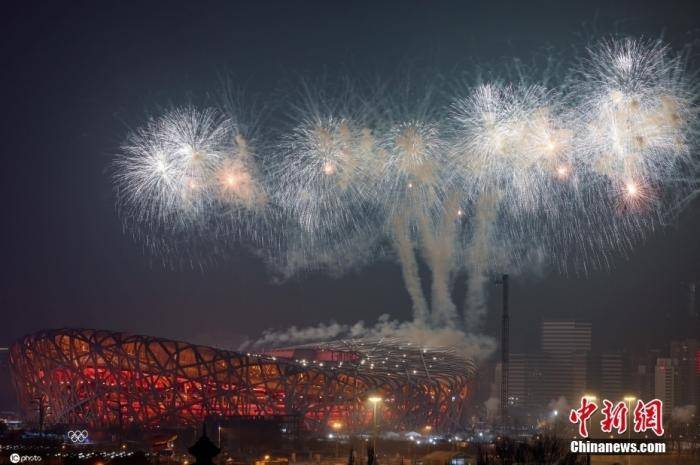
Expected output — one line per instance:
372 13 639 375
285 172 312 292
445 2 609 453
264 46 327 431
463 190 501 331
390 213 430 322
416 195 462 327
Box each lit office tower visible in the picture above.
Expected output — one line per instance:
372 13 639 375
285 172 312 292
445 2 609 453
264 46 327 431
508 353 528 408
540 321 593 404
654 358 677 411
541 321 593 354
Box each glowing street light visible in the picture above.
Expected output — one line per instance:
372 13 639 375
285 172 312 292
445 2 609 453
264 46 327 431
368 396 383 450
331 422 343 457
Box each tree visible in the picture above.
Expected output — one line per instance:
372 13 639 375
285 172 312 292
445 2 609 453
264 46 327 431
529 434 568 465
494 437 515 465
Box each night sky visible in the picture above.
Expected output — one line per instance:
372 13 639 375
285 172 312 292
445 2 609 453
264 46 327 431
2 0 699 366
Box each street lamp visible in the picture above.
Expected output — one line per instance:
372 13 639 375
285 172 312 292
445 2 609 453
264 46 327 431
32 396 47 436
550 410 559 431
332 422 343 457
424 425 434 450
368 396 383 450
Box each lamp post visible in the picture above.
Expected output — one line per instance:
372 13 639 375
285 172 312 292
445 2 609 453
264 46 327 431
368 396 382 451
424 425 433 451
623 396 636 465
32 396 47 436
332 422 342 457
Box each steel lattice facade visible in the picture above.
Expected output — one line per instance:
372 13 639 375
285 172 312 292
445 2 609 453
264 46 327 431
9 329 475 433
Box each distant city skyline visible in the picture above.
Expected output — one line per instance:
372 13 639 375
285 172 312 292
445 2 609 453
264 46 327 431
488 318 699 422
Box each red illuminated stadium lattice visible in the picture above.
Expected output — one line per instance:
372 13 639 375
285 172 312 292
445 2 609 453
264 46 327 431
9 329 474 433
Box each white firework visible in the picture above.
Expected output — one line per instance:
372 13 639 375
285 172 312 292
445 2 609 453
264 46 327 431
571 38 697 204
114 106 268 250
112 37 699 330
451 83 573 214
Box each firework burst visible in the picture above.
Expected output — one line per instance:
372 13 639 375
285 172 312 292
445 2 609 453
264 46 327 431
113 37 699 331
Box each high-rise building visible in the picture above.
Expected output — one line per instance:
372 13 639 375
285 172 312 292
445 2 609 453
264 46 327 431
599 352 625 401
506 353 545 412
630 349 662 400
540 321 592 404
541 321 592 354
654 358 677 411
669 338 700 410
508 353 528 408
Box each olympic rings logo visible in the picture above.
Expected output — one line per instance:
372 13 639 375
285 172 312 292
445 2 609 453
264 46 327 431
67 430 89 443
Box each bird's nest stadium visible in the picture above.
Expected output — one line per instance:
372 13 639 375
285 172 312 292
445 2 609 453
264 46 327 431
9 329 476 433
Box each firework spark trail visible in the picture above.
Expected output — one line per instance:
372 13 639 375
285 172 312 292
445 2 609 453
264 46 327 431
113 38 699 342
273 220 383 279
